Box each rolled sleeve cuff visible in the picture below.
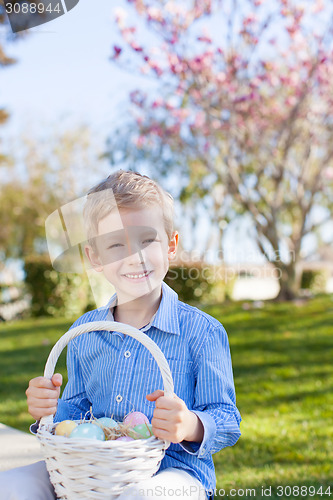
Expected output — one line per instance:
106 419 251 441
179 410 216 459
54 398 72 422
54 398 91 422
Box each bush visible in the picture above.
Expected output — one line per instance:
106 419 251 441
24 255 95 318
165 264 235 305
301 269 328 293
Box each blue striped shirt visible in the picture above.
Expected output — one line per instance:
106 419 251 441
55 281 241 492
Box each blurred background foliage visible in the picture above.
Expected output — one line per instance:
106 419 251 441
24 255 94 318
0 0 332 319
165 264 236 305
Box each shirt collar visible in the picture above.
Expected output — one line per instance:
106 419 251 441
104 281 180 336
150 281 180 335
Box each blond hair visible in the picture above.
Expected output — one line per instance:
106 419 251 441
83 170 174 246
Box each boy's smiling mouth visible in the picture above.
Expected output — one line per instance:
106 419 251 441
123 270 153 280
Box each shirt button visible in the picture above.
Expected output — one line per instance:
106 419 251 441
116 394 123 403
124 350 131 358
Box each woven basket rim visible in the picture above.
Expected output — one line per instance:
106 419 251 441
37 424 166 449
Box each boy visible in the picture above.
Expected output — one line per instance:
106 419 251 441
0 170 241 499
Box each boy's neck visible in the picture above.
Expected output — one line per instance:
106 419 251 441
112 286 162 330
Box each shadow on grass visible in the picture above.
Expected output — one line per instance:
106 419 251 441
0 318 73 339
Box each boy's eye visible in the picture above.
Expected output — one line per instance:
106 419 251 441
108 243 124 249
143 238 156 244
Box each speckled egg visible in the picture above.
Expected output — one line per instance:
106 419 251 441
96 417 118 429
69 423 105 441
128 423 154 439
55 420 78 437
124 411 149 427
116 436 135 442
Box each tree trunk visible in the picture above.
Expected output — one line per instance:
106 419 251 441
275 261 301 301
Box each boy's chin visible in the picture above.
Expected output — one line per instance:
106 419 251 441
117 281 161 301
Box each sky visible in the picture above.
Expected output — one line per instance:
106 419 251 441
1 0 138 136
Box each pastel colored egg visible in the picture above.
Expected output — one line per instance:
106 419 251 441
116 436 135 442
69 423 105 441
96 417 118 429
55 420 78 437
124 412 149 427
128 423 153 440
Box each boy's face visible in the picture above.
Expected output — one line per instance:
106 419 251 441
85 206 178 303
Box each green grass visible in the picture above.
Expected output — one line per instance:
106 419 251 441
204 295 333 498
0 295 332 499
0 317 71 430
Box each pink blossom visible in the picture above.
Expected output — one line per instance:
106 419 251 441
114 7 127 27
211 119 220 130
134 135 145 148
189 89 202 101
147 6 163 22
286 23 299 37
112 46 122 58
312 0 324 13
243 13 257 27
130 41 143 52
148 60 163 76
152 98 164 109
204 141 210 152
172 108 190 121
194 111 206 128
198 35 212 43
323 167 333 180
285 96 298 107
281 7 291 16
216 72 226 83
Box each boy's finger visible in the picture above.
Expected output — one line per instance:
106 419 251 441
29 376 59 390
146 389 164 401
27 387 60 399
51 373 63 387
28 397 58 408
151 408 170 421
31 407 58 418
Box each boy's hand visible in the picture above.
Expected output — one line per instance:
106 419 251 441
26 373 63 420
146 390 204 444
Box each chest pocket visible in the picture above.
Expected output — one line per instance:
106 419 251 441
135 357 195 410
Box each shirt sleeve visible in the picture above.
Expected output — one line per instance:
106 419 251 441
180 322 241 458
54 338 91 423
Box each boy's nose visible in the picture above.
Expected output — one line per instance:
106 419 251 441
126 246 145 265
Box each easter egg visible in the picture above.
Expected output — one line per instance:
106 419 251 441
124 411 149 427
55 420 78 437
96 417 118 429
128 423 153 439
69 423 105 441
116 436 135 442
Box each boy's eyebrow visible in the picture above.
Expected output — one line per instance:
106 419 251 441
92 226 158 244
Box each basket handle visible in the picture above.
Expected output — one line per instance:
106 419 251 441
40 320 175 427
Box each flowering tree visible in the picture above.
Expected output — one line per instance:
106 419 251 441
108 0 333 300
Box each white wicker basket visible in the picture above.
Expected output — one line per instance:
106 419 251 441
37 321 174 500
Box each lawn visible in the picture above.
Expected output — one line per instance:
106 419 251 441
0 295 332 499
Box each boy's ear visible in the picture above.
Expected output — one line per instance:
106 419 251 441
84 244 103 272
168 231 179 261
